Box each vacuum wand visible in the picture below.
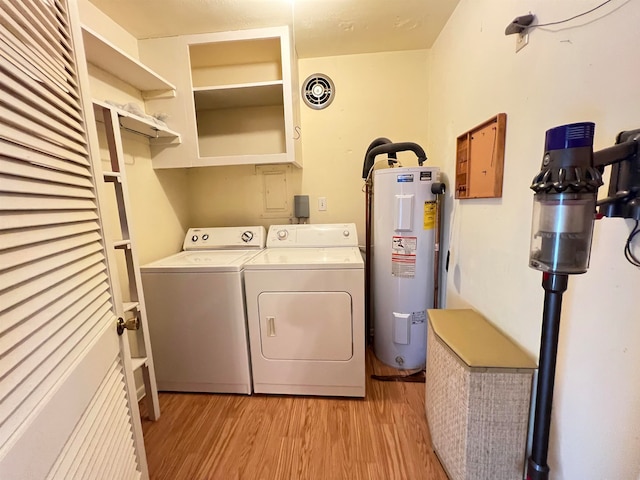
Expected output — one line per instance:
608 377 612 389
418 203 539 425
527 273 567 480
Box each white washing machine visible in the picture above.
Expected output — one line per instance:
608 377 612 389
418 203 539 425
140 226 265 394
244 223 365 397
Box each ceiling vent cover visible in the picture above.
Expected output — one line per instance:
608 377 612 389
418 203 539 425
302 73 335 110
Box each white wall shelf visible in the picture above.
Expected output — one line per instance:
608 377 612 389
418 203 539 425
82 25 176 94
193 81 284 110
92 100 181 144
192 152 289 168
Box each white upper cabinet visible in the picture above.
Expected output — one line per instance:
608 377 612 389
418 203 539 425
139 26 301 169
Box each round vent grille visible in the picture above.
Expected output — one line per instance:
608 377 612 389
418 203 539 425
302 73 335 110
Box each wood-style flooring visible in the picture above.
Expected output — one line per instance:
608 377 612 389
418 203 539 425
140 349 448 480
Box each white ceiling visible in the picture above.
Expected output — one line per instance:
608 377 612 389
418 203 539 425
88 0 460 58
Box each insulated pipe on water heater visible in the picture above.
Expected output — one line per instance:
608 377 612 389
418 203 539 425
362 137 397 180
431 182 446 308
363 138 396 343
362 142 427 179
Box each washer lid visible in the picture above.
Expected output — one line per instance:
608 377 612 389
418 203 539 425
244 247 364 270
141 249 263 273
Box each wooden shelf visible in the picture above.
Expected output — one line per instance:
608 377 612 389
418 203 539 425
93 100 181 144
82 25 175 93
193 81 284 110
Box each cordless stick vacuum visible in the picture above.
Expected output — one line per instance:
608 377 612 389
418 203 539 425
527 121 640 479
527 122 602 480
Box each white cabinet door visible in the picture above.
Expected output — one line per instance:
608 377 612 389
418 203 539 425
0 0 146 478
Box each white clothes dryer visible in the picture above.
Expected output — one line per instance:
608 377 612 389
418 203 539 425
243 223 365 397
140 226 265 394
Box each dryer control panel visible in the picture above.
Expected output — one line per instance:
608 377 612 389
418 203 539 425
183 226 266 250
267 223 359 248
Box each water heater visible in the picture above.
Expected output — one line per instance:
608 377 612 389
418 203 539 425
372 166 440 369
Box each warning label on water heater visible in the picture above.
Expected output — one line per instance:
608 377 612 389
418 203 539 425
423 201 436 230
391 236 417 277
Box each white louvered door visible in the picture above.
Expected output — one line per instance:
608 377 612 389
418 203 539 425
0 0 147 479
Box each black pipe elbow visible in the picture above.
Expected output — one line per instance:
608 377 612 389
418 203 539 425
362 142 428 179
362 137 396 179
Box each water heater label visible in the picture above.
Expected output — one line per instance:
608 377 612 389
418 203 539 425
412 311 427 325
423 201 436 230
397 174 414 183
420 171 432 181
391 236 417 277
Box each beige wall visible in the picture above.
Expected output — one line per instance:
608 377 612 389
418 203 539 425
78 0 138 57
188 49 430 243
428 1 640 478
298 51 430 242
187 164 300 229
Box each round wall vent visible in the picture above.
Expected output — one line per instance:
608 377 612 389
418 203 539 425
301 73 335 110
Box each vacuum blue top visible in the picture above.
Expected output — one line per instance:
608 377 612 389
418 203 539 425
545 122 595 151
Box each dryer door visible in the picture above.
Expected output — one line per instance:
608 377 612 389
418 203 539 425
258 291 353 361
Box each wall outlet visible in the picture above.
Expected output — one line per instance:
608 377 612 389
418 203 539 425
318 197 327 211
516 32 529 53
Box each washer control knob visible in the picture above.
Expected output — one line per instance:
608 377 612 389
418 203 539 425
277 229 288 240
343 230 350 237
241 231 254 243
202 234 209 241
191 235 198 242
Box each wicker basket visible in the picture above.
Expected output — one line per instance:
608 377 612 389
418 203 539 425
425 309 536 480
